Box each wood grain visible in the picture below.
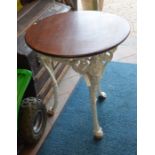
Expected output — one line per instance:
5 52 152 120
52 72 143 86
25 11 130 58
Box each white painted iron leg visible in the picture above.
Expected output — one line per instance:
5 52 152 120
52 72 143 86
45 64 58 116
40 56 58 116
86 76 103 139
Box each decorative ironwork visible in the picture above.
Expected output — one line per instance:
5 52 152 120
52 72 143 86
39 47 117 138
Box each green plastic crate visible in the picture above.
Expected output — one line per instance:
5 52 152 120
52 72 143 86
17 69 32 117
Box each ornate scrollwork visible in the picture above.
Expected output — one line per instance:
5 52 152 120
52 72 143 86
39 48 116 76
39 47 117 138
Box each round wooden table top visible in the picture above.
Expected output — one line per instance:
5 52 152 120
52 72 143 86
25 11 130 58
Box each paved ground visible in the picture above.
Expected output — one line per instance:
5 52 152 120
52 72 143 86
104 0 137 63
78 0 137 63
104 0 136 36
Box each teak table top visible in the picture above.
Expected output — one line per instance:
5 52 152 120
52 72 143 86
25 11 130 58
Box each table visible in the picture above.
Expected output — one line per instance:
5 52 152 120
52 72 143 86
25 11 130 139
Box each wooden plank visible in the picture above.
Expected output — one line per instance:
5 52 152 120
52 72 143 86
17 0 41 21
18 1 71 37
18 0 50 37
34 67 46 80
37 78 52 97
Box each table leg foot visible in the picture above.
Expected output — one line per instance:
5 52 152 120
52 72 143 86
98 91 107 100
94 127 104 139
47 107 55 116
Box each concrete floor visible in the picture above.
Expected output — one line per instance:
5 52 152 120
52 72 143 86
22 1 137 154
104 0 137 64
78 0 137 64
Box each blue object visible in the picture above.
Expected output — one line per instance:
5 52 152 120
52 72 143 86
38 62 137 155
